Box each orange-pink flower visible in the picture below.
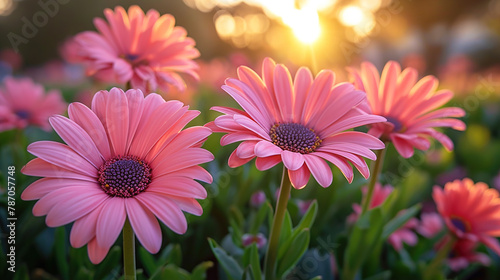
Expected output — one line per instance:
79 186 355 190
433 178 500 256
0 76 66 132
208 57 386 189
71 6 200 94
21 88 213 264
348 61 466 158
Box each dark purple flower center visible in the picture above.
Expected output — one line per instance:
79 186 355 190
98 156 152 198
269 123 322 154
121 53 148 67
124 53 140 61
450 217 468 233
15 110 30 119
385 116 403 132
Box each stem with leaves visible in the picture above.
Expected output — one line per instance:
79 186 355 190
263 167 292 280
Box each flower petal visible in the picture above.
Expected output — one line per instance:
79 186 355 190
125 198 162 253
96 198 126 249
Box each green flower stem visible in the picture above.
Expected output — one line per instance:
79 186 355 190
123 218 136 280
264 167 292 280
424 234 456 279
360 148 386 215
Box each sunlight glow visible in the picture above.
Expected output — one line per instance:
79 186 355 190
285 8 321 44
339 6 364 27
0 0 14 16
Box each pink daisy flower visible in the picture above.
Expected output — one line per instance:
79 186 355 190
21 88 213 264
387 215 418 251
348 61 466 158
208 57 386 189
433 178 500 256
72 5 200 93
0 76 66 132
417 212 444 238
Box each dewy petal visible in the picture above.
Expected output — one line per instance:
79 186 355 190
255 155 282 171
135 193 188 234
41 186 107 227
303 154 333 187
87 237 111 264
22 177 90 200
228 149 254 168
235 141 258 159
96 198 127 249
28 141 97 177
281 150 305 171
68 102 111 159
148 176 207 199
125 198 162 253
71 203 106 248
22 158 96 182
390 134 415 158
106 88 130 156
273 64 294 122
49 115 104 168
254 140 282 157
288 165 311 189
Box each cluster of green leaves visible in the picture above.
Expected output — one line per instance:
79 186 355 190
209 200 318 280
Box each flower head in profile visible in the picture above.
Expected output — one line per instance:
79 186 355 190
348 61 466 158
433 178 500 256
21 88 213 264
0 76 66 132
71 6 200 93
242 233 267 249
208 57 385 189
388 214 418 251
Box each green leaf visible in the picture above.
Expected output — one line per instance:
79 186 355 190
295 200 318 232
382 203 421 239
342 208 384 280
277 228 310 278
13 263 29 280
74 266 93 280
95 246 121 280
230 206 245 230
139 246 158 276
160 265 190 280
190 261 214 280
55 227 70 280
166 244 183 267
158 244 175 263
277 211 293 254
364 271 391 280
278 201 318 260
208 238 243 280
250 201 273 234
242 244 262 280
379 188 400 217
229 206 245 247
